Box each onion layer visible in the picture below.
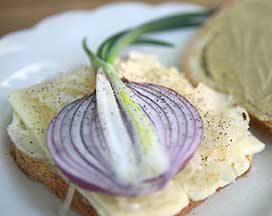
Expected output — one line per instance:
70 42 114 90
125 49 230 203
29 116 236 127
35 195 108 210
47 81 203 196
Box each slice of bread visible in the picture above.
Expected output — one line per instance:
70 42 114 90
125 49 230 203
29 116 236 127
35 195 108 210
11 143 252 216
182 0 272 132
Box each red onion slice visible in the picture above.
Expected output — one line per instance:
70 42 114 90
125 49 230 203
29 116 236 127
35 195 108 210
47 81 203 196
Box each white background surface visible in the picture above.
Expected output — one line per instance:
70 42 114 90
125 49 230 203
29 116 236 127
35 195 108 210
0 2 271 216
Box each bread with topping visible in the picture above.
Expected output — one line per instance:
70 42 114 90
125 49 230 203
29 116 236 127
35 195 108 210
8 53 264 216
182 0 272 132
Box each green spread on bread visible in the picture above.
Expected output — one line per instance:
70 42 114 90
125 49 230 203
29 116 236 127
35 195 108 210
186 0 272 125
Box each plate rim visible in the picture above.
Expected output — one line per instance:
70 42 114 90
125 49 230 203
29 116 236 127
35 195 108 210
0 2 203 42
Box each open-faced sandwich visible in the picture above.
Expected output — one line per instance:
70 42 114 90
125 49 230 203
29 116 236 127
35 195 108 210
7 10 265 216
183 0 272 131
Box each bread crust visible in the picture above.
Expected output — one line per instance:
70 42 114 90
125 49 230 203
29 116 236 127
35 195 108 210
11 143 252 216
11 144 97 216
182 0 272 132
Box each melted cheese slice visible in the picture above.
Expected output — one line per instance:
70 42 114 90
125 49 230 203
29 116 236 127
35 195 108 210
7 53 265 216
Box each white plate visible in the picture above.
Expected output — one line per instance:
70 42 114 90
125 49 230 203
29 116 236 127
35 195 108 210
0 2 271 216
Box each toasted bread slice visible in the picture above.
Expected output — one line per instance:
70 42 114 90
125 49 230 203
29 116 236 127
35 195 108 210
182 0 272 132
8 53 260 216
11 143 252 216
